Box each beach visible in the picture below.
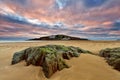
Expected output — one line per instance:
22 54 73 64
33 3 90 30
0 40 120 80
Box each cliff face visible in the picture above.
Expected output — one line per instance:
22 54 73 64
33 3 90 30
29 34 88 40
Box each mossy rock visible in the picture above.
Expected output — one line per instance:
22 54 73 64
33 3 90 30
99 47 120 71
11 45 91 78
113 59 120 71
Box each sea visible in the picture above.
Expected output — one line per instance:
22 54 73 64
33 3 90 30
0 40 38 43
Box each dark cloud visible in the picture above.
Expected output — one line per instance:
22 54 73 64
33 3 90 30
10 0 28 5
0 0 29 7
83 0 108 8
112 20 120 30
0 14 29 24
54 0 79 10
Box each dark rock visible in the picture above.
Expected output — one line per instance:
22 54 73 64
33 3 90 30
99 47 120 71
11 45 91 78
113 59 120 71
12 50 25 64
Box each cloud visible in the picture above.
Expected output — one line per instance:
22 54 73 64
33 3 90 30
0 14 29 24
112 20 120 30
83 0 108 8
10 0 28 5
55 0 67 9
0 0 120 40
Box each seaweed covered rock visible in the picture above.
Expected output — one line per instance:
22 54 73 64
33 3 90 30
99 47 120 71
11 45 91 78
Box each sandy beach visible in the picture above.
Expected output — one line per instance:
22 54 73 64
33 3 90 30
0 40 120 80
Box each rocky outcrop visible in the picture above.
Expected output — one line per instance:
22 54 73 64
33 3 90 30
28 34 89 40
99 47 120 71
11 45 91 78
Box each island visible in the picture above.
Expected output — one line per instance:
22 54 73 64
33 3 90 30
28 34 89 40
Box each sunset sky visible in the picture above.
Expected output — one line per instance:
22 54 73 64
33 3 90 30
0 0 120 40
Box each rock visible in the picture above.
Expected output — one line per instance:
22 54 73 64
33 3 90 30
42 54 69 78
12 50 25 64
99 47 120 71
11 45 91 78
113 59 120 71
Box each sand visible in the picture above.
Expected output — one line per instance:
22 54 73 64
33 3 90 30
0 40 120 80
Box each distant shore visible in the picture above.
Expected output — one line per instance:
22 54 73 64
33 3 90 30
0 40 120 43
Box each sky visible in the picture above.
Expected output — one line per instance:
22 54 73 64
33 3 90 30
0 0 120 40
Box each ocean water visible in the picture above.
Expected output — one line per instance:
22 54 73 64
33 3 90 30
0 40 38 43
